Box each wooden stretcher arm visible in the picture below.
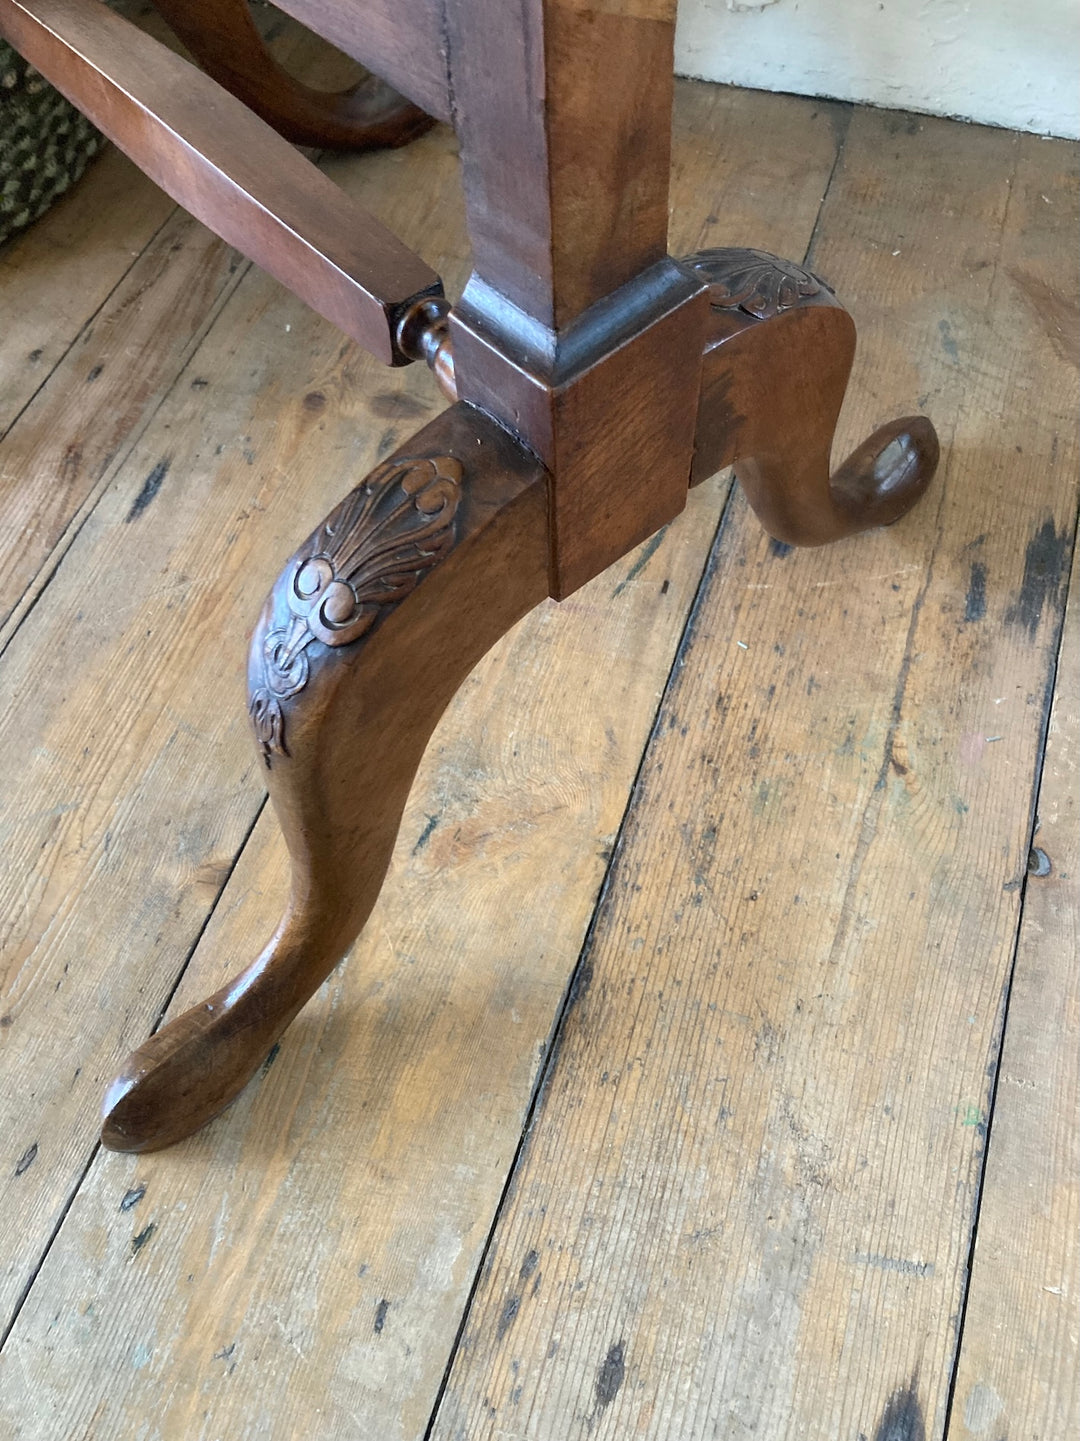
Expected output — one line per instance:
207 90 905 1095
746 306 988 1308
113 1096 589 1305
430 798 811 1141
0 0 442 364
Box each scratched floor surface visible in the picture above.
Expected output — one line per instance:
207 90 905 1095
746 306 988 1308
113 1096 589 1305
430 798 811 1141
0 15 1076 1440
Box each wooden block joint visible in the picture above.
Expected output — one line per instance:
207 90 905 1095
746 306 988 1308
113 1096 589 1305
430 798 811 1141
450 258 709 598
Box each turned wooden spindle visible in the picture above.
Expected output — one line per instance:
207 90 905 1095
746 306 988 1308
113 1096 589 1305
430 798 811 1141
396 295 458 400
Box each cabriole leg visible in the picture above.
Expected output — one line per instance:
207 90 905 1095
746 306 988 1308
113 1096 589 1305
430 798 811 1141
101 404 549 1152
685 248 939 544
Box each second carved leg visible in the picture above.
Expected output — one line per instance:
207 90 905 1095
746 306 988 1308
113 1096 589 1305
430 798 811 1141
102 403 549 1152
684 248 939 544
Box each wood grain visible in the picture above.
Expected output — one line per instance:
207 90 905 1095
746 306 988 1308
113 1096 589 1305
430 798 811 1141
0 204 245 639
443 0 707 598
102 404 552 1153
0 146 173 436
949 399 1079 1433
431 116 1080 1441
685 247 937 542
0 83 843 1438
0 3 404 639
0 109 468 1339
951 562 1079 1440
0 0 441 365
444 0 676 330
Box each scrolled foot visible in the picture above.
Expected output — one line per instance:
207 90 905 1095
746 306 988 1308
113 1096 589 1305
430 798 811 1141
102 404 549 1152
827 413 939 531
102 943 292 1153
684 247 939 546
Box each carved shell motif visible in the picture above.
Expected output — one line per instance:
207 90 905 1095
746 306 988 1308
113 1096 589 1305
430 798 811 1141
249 452 462 763
685 248 827 320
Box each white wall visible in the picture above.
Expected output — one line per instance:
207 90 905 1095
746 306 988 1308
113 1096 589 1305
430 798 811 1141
675 0 1080 140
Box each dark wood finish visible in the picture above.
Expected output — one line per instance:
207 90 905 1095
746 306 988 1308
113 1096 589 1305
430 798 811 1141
100 403 550 1153
396 294 458 399
445 0 677 329
452 261 710 598
445 0 709 598
0 0 941 1147
0 0 442 365
149 0 434 151
686 248 938 543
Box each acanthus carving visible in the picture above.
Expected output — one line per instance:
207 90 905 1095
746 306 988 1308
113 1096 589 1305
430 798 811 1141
684 248 828 320
249 453 462 763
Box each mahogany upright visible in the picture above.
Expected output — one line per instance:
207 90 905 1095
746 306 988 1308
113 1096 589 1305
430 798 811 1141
0 0 940 1151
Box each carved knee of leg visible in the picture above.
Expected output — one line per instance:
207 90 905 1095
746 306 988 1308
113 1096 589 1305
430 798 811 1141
101 403 549 1152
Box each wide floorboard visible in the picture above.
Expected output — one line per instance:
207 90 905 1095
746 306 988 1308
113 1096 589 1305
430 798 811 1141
0 18 1076 1441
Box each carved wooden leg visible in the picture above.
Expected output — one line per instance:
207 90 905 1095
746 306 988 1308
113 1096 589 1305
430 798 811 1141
685 249 939 545
101 404 549 1152
149 0 434 151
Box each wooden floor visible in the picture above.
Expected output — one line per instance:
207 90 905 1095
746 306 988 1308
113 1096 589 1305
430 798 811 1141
0 20 1077 1441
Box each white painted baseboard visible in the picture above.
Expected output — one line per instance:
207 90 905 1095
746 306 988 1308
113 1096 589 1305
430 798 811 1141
674 0 1079 140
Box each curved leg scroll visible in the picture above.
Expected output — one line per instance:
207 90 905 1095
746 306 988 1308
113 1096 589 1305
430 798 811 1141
150 0 434 151
102 404 550 1152
684 249 939 546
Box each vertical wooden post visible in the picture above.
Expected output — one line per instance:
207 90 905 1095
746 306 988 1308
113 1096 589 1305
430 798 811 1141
443 0 709 598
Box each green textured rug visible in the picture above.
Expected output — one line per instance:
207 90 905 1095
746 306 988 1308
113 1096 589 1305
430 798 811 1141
0 39 103 246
